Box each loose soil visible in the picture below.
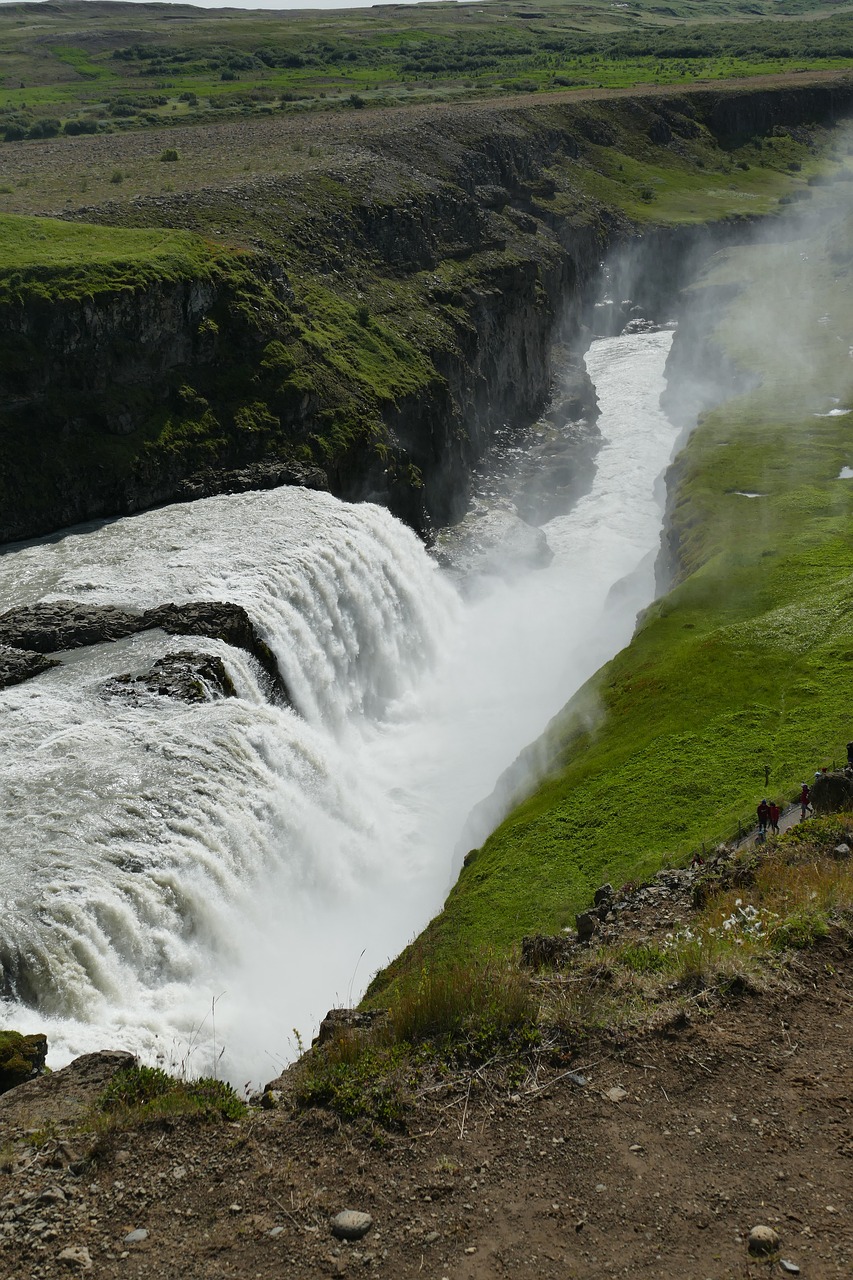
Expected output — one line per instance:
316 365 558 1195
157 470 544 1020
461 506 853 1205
1 929 850 1278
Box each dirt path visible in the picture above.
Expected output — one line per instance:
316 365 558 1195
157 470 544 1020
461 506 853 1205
1 930 851 1279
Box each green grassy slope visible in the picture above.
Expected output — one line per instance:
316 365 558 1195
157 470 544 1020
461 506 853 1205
366 174 853 995
0 211 231 302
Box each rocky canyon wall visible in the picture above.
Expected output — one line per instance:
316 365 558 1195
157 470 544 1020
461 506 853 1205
2 80 852 543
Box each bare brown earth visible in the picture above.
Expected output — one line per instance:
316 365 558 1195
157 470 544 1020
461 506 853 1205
1 69 851 217
1 897 851 1278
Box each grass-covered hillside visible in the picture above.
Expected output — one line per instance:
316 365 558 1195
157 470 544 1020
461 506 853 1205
0 210 234 303
368 165 853 993
1 0 853 141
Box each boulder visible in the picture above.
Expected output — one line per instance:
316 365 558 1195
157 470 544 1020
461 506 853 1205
521 933 574 970
0 645 59 690
0 1049 135 1129
312 1008 386 1048
330 1210 373 1241
748 1224 781 1255
103 651 237 704
0 599 290 703
0 1030 48 1094
811 770 853 814
436 508 553 579
575 911 600 943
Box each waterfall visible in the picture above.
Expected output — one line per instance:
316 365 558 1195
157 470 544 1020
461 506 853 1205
0 329 678 1085
0 490 459 1077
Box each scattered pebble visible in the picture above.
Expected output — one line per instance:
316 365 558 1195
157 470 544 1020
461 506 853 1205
330 1209 373 1241
57 1245 93 1271
747 1224 780 1254
779 1262 800 1276
606 1086 628 1103
268 1226 285 1239
123 1228 149 1244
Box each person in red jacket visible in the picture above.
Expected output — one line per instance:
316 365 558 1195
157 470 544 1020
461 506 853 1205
757 798 771 835
799 783 811 821
768 800 780 834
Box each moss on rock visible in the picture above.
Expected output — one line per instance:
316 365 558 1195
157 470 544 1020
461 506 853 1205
0 1030 48 1093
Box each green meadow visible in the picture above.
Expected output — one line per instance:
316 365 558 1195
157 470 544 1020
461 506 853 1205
1 0 853 138
0 212 234 303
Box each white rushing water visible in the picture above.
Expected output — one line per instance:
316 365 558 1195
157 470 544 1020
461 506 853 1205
0 329 676 1086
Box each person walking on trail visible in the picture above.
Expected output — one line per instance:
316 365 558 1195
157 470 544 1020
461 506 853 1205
757 798 771 835
769 800 780 834
799 782 812 821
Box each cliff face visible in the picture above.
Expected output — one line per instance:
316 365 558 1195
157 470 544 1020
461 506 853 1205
2 80 851 544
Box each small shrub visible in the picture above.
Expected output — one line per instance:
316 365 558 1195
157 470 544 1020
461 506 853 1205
618 942 669 974
770 908 830 951
387 956 537 1060
26 118 61 139
355 303 370 327
97 1065 245 1125
109 169 124 184
294 1042 409 1128
348 93 366 109
159 147 179 162
63 119 98 136
99 1064 174 1111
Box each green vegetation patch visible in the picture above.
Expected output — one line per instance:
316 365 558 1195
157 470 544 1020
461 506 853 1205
0 1029 47 1093
96 1064 245 1126
0 213 235 304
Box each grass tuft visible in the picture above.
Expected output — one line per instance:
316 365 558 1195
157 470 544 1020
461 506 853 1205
94 1064 245 1129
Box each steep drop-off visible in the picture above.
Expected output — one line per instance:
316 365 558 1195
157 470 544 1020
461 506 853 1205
3 80 853 542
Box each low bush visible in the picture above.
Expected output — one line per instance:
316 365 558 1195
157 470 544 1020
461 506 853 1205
97 1064 245 1125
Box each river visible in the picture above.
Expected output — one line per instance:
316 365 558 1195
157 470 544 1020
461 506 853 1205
0 328 677 1086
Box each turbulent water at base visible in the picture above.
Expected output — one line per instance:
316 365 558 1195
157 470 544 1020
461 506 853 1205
0 329 675 1086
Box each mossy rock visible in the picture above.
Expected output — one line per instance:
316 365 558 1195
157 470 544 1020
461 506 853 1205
0 1030 48 1094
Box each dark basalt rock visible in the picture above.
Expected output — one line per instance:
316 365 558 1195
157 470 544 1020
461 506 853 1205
0 602 140 653
175 460 329 502
103 651 238 704
0 645 59 690
0 599 289 703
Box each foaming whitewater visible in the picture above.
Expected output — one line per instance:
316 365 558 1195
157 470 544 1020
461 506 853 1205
0 329 677 1085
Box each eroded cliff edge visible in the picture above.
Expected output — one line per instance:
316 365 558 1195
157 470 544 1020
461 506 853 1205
2 80 852 543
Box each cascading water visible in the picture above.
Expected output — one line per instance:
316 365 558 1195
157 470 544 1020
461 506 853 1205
0 328 677 1085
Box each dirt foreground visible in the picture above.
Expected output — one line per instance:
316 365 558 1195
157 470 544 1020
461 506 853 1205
1 926 851 1280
